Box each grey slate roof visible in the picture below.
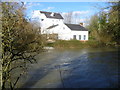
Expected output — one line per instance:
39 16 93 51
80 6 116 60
40 11 63 19
65 24 88 31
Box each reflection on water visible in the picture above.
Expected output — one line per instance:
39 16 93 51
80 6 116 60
21 47 119 88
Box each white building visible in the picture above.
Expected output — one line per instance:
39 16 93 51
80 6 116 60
34 11 88 41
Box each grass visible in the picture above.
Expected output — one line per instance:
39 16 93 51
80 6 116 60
46 40 107 49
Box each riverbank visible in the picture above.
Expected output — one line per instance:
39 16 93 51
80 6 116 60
46 40 118 49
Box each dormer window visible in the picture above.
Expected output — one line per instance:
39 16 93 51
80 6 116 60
50 12 54 17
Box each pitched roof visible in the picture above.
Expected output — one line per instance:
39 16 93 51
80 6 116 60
47 24 58 29
65 24 88 31
40 11 63 19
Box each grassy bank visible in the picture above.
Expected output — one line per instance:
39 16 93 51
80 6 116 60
46 40 114 49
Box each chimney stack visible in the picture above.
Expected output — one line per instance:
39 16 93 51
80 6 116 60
80 23 83 26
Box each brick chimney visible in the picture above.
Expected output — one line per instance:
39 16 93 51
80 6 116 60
80 23 83 26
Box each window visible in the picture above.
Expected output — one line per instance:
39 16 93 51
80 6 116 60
79 35 81 40
41 19 44 21
73 35 76 40
84 35 86 40
63 27 65 29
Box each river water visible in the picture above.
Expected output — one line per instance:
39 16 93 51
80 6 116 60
21 47 119 88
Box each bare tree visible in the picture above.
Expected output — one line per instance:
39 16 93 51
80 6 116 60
1 2 44 89
62 11 73 24
74 12 80 24
0 2 2 89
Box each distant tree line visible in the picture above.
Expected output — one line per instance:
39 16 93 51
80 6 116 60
87 2 120 45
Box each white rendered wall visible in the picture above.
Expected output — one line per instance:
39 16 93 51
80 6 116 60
46 24 72 40
43 23 88 41
39 13 64 30
36 11 89 41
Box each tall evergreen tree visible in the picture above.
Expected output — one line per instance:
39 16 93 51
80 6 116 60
87 1 120 44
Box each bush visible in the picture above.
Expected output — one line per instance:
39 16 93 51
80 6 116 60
46 40 105 49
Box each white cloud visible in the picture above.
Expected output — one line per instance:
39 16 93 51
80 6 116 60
42 7 55 11
61 10 90 24
72 18 86 24
26 2 43 9
62 10 90 16
72 11 90 15
78 18 86 22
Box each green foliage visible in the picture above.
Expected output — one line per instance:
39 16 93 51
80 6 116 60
46 40 104 49
86 14 99 41
53 40 82 49
107 2 120 44
87 2 120 45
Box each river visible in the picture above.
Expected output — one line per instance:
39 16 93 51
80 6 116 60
20 47 119 88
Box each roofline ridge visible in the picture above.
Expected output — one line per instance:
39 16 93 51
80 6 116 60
65 23 80 25
40 11 59 14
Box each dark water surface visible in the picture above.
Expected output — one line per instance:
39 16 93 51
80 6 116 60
21 47 119 88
